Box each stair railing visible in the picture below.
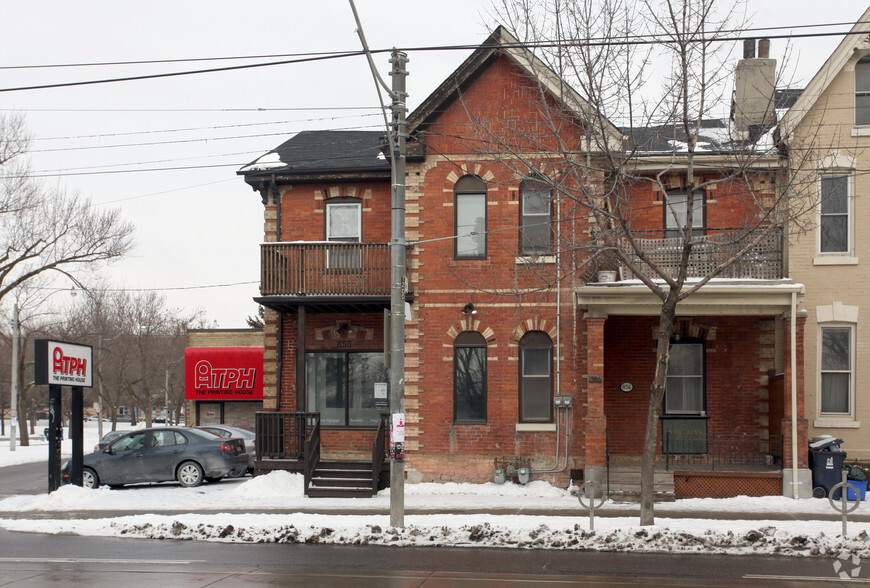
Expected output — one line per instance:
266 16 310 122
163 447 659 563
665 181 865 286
303 416 321 496
371 413 388 494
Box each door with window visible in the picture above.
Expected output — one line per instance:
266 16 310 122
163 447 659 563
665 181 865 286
663 338 707 454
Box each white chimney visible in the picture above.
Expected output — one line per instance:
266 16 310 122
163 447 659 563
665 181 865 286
731 38 776 141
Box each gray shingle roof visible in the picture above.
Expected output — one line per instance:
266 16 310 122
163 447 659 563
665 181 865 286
239 130 389 176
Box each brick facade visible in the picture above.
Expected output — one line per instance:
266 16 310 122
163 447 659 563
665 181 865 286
247 41 807 495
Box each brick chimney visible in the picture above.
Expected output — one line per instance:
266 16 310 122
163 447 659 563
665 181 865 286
731 38 776 141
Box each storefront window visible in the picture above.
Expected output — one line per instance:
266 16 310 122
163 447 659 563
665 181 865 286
306 351 388 427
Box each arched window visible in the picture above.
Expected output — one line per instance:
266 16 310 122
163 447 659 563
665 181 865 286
454 331 487 423
665 337 705 414
454 176 486 258
519 331 552 422
520 178 552 255
856 56 870 126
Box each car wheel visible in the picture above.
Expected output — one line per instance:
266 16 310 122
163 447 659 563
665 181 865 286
177 461 204 487
82 467 99 489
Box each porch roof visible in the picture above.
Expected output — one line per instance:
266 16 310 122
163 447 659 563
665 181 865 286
575 278 805 316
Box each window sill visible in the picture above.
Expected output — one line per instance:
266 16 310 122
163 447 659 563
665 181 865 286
851 127 870 136
515 423 556 432
515 255 555 265
813 418 861 429
813 255 858 265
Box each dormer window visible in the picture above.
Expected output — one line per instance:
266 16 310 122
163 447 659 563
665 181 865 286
856 56 870 126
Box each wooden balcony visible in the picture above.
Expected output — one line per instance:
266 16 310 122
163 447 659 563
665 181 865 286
260 242 396 297
618 229 783 281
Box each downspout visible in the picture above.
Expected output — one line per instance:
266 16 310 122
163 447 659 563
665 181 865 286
790 290 798 498
272 174 284 412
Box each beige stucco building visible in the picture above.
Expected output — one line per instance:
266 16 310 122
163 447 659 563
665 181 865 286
778 7 870 460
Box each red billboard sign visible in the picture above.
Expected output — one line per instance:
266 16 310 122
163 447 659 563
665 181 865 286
185 347 264 401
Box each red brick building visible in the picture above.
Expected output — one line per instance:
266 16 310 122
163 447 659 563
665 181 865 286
239 28 809 499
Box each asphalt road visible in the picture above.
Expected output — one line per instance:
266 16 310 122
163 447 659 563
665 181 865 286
0 528 861 586
0 461 47 498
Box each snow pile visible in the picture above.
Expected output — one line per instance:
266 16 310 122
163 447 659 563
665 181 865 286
1 512 865 559
231 470 304 500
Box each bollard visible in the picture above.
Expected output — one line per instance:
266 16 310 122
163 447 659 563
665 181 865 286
578 480 607 531
829 470 861 537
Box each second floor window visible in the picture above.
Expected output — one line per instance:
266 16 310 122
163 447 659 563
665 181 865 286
856 56 870 126
520 179 552 255
326 200 361 269
454 176 486 258
819 174 850 254
664 191 705 239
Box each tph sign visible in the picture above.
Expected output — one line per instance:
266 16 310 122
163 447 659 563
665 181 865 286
34 340 94 388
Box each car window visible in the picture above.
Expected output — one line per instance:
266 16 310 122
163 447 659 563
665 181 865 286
150 430 178 447
204 427 231 438
112 432 146 452
174 431 188 445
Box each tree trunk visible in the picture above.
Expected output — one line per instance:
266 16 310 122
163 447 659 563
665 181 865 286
16 389 29 446
640 293 679 526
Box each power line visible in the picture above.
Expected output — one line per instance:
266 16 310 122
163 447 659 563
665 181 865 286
2 22 870 94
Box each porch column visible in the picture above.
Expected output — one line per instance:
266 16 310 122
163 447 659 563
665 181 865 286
584 312 608 492
783 309 810 498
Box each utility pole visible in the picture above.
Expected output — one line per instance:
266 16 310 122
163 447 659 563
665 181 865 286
389 49 408 528
9 303 18 451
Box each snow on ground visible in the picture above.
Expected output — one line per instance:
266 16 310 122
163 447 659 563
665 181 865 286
1 420 869 559
0 470 868 558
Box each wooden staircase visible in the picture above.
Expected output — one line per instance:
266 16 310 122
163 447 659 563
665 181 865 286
307 460 378 498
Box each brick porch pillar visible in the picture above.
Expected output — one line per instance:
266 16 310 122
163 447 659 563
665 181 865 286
782 310 810 498
584 312 608 489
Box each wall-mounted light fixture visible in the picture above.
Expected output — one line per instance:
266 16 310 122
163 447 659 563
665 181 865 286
462 303 477 315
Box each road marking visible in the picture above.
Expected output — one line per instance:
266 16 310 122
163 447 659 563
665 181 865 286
0 557 205 565
745 575 870 584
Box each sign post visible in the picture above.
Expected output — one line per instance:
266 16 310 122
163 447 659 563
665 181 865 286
34 340 93 492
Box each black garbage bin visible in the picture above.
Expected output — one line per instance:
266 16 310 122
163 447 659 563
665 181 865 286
809 447 847 498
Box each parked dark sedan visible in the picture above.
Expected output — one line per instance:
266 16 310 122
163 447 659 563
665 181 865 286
63 427 248 489
93 429 127 452
196 425 256 475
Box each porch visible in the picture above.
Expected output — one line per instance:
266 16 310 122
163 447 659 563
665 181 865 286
576 279 808 499
253 411 390 498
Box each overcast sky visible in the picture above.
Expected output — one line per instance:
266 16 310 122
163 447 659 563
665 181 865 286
1 1 867 327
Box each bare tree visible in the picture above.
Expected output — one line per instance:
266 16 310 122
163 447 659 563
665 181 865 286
474 0 821 524
0 113 134 303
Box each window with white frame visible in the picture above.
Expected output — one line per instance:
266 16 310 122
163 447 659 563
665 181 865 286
820 326 853 415
520 179 552 255
856 56 870 126
325 200 361 269
819 174 851 254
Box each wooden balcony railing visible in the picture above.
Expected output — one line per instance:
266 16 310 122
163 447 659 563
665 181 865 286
261 242 394 296
619 229 783 281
